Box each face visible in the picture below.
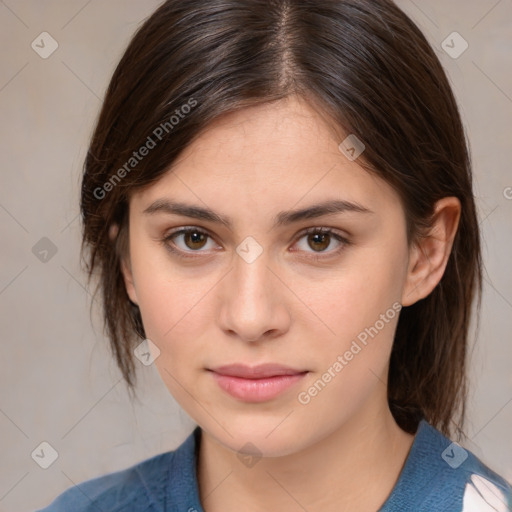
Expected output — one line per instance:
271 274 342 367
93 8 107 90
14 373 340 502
121 94 414 456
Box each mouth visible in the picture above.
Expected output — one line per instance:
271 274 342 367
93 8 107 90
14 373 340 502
207 363 309 403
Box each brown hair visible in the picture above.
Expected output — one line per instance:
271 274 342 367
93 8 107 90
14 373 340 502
80 0 482 440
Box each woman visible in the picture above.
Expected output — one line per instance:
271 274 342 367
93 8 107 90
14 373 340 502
38 0 512 510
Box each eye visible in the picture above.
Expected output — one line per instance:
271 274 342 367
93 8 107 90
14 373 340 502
292 227 349 258
160 226 350 261
161 227 219 257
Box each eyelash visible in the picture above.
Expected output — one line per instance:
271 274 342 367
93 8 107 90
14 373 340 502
159 226 350 262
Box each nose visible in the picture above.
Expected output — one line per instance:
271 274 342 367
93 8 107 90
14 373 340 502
217 251 291 343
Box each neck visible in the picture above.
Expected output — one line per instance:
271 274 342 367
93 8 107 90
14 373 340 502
197 404 416 512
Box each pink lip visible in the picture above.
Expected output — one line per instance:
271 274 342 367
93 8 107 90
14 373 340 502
209 364 308 402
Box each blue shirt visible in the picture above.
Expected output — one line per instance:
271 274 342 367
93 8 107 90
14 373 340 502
37 420 512 511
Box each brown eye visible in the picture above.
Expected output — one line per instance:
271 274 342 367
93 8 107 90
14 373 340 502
163 227 217 256
183 230 208 250
307 232 331 252
293 228 349 259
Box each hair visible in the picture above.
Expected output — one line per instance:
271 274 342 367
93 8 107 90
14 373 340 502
80 0 482 440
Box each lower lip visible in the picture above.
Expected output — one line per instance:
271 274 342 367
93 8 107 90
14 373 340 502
210 371 307 402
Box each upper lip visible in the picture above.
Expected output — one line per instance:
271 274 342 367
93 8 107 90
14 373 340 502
209 363 307 379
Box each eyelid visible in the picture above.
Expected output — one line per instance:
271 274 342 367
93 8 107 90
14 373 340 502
291 226 350 259
297 225 349 239
161 226 221 255
161 225 350 259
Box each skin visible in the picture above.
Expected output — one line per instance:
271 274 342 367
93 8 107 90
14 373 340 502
118 93 461 511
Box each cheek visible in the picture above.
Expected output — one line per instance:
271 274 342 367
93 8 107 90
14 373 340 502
136 271 210 404
313 250 405 337
302 243 407 379
296 270 403 423
131 259 220 392
137 276 208 346
129 239 208 337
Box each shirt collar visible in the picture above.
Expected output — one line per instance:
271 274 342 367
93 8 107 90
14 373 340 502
166 420 436 512
166 426 205 512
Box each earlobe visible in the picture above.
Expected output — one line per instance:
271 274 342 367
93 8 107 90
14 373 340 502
401 197 461 307
109 223 139 306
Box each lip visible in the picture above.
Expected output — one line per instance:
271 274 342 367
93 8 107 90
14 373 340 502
211 363 306 378
208 364 308 402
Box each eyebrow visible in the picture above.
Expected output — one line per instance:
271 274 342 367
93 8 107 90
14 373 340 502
142 198 373 229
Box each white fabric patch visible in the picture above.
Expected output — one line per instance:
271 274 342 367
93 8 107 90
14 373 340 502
462 474 509 512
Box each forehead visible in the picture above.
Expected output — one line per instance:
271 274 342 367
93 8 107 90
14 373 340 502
130 96 401 220
170 95 343 178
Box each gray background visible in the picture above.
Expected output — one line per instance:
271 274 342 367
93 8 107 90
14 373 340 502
0 1 511 511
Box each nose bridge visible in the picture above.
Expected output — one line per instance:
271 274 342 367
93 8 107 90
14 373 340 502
233 234 272 299
233 243 275 310
218 241 288 341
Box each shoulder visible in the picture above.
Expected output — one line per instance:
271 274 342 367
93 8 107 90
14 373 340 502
411 420 512 511
381 420 512 511
35 450 175 512
448 444 512 512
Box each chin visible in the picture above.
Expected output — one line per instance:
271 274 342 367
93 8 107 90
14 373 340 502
200 414 314 458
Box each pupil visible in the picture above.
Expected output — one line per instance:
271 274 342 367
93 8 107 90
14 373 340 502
187 231 206 249
310 233 329 251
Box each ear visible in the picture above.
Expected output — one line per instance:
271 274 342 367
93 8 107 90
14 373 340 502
401 197 461 307
109 223 139 306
